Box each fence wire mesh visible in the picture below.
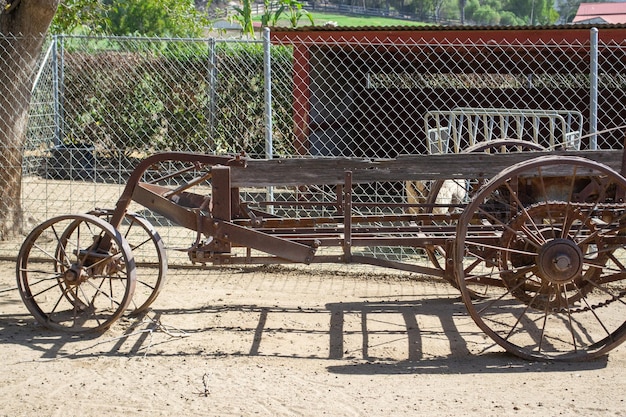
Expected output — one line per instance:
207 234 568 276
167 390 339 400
0 35 52 244
4 29 626 263
274 32 626 158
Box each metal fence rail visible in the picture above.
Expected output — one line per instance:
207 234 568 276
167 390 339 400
3 28 625 262
424 108 583 153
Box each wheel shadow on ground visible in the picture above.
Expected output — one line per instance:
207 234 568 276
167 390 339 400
0 312 105 359
0 297 610 373
324 353 609 375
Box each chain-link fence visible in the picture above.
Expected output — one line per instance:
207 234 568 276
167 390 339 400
0 35 51 243
272 27 626 156
5 27 626 262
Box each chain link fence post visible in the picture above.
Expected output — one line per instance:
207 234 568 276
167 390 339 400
590 27 598 150
264 27 274 211
207 37 217 152
52 35 62 147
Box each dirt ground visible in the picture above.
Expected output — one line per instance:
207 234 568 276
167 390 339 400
1 259 625 417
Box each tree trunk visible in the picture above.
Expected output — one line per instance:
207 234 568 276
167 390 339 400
0 0 59 239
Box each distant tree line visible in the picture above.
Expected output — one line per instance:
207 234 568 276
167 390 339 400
50 0 604 36
306 0 563 25
306 0 607 25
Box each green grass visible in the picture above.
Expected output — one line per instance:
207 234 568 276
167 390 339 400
262 11 428 28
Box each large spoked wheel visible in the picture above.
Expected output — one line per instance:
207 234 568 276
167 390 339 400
16 214 136 332
455 155 626 360
424 140 546 281
90 209 167 314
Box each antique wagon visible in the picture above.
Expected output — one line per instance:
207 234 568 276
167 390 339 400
15 135 626 361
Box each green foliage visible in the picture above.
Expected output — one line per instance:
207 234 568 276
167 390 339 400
499 10 526 25
231 0 255 38
50 0 108 34
437 0 461 21
61 42 297 158
234 0 313 34
532 0 559 24
261 0 285 29
463 0 557 25
104 0 208 37
51 0 210 36
464 0 480 20
504 0 531 20
473 5 500 25
481 0 502 9
210 43 296 156
280 0 314 28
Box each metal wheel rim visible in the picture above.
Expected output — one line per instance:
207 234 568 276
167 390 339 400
16 214 136 333
455 155 626 360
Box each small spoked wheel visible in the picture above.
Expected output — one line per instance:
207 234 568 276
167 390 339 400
90 209 167 314
455 156 626 360
16 214 136 332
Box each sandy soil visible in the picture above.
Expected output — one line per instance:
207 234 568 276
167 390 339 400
1 260 625 417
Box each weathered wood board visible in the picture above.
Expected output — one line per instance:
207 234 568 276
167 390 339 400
229 150 623 187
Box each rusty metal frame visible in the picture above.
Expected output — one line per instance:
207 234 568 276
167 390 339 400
18 136 626 360
99 147 625 279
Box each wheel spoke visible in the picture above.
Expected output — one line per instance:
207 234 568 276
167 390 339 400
424 139 545 291
90 210 167 314
576 287 613 339
504 177 547 239
475 205 541 250
27 279 66 301
474 272 533 315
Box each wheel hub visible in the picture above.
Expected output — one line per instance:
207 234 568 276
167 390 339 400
537 238 583 284
62 264 87 286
